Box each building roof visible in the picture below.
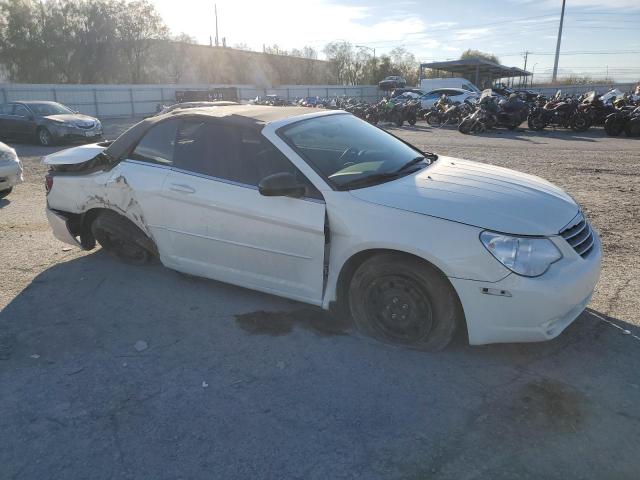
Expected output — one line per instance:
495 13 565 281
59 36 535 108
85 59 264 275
420 58 531 81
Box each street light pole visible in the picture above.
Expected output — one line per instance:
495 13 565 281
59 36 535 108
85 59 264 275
552 0 566 83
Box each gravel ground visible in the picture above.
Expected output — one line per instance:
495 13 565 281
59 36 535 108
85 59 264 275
1 118 639 480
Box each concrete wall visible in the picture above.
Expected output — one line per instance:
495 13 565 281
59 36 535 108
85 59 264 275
0 83 383 118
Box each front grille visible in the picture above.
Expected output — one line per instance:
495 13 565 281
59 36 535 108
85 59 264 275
560 213 595 258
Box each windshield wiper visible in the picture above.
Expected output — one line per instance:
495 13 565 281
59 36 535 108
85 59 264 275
337 172 403 190
396 155 427 173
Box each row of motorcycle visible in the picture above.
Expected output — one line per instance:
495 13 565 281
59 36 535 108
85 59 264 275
439 89 640 137
290 89 640 137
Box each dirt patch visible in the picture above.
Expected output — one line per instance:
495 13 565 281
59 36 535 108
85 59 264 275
235 308 351 337
511 378 586 432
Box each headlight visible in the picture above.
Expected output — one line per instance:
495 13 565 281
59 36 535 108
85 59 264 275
0 147 18 163
480 231 562 277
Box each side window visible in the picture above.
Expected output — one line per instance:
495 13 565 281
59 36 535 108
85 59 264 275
172 122 322 199
13 105 30 117
131 119 179 165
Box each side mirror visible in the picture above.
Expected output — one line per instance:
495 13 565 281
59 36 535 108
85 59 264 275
258 172 305 198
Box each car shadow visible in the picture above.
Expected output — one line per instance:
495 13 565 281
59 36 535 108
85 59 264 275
2 250 639 478
2 250 638 361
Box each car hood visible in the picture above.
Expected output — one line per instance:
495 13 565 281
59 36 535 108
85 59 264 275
349 157 579 236
43 143 106 165
44 114 97 125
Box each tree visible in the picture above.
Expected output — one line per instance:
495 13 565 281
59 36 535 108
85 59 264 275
161 33 195 83
389 47 419 85
460 49 500 64
323 41 354 84
116 0 168 83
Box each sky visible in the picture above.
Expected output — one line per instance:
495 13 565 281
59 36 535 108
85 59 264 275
151 0 640 82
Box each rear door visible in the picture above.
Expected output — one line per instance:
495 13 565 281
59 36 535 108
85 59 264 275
113 118 181 256
10 104 37 139
160 119 327 305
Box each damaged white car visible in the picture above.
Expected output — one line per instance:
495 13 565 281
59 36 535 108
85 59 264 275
0 141 23 198
43 106 601 349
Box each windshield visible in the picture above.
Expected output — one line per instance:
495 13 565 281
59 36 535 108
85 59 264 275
29 103 73 116
279 114 432 190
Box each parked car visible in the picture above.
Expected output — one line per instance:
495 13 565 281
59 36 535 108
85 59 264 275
390 88 425 99
419 88 479 109
43 105 601 350
0 101 102 146
419 77 481 93
379 76 407 91
0 141 23 198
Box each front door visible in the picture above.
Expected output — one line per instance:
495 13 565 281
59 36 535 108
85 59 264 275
159 119 327 305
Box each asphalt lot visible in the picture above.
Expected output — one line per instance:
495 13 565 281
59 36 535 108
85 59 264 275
1 118 639 479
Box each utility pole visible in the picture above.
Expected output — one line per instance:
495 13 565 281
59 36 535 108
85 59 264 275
214 3 219 47
522 51 529 88
552 0 566 83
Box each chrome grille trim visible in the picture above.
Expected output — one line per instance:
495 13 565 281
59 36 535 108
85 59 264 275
559 213 594 258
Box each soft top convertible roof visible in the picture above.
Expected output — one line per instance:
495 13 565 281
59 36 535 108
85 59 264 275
105 105 314 160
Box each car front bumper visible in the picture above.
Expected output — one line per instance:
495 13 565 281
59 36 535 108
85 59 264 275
0 160 23 191
49 125 103 142
451 231 602 345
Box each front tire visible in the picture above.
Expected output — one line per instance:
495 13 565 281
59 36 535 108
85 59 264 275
37 127 54 146
527 113 546 131
425 112 441 126
604 117 625 136
571 113 591 132
348 254 462 351
458 118 473 135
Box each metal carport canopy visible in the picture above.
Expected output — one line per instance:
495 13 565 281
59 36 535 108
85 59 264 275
419 59 531 86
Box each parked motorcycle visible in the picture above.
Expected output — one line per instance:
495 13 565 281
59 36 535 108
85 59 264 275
527 90 591 132
458 90 498 134
401 100 420 126
426 95 472 126
368 98 405 126
604 105 640 137
578 91 617 126
496 94 529 130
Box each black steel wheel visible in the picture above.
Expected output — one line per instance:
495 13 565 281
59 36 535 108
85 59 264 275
90 211 155 265
348 253 463 351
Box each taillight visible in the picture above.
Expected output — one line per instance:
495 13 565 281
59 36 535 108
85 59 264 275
45 174 53 194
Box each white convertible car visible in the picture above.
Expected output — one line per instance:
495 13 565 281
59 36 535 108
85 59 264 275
43 106 601 350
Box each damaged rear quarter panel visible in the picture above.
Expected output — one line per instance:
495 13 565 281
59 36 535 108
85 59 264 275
49 165 155 239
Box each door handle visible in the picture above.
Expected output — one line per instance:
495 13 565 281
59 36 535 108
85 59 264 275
169 183 196 194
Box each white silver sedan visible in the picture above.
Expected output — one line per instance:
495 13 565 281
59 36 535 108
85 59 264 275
43 106 601 350
0 141 23 198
